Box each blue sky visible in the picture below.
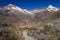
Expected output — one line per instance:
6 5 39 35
0 0 60 10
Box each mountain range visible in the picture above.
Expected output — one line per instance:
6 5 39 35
0 4 60 24
0 4 60 40
2 4 59 14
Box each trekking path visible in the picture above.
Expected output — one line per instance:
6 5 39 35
23 30 35 40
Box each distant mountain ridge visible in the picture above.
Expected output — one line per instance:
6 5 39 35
0 4 60 40
0 4 60 24
47 5 59 12
3 4 60 14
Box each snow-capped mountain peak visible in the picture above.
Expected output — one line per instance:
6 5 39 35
7 4 15 7
47 5 59 12
5 4 33 14
5 4 24 12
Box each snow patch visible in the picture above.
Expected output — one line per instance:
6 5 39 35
47 5 59 12
23 9 32 14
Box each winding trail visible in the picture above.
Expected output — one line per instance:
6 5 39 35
23 30 35 40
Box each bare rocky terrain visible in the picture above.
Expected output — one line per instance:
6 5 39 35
0 4 60 40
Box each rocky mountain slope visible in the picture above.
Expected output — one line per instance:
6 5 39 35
0 4 60 40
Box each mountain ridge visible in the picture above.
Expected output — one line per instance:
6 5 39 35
2 4 60 14
0 4 60 23
0 4 60 40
